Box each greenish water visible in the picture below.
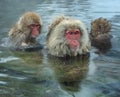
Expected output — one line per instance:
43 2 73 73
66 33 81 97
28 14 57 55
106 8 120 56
0 0 120 97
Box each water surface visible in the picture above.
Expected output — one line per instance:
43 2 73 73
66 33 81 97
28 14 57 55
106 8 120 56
0 0 120 97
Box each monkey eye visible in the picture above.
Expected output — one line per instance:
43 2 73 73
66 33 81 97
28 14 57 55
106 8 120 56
35 24 40 27
69 31 73 35
75 30 80 34
30 24 35 27
74 29 80 34
66 31 73 35
29 24 40 28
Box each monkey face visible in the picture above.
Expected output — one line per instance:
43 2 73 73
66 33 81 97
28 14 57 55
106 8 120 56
28 23 41 38
65 29 81 49
19 12 42 39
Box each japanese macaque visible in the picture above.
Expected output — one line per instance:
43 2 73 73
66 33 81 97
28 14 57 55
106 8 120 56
8 12 42 48
90 17 112 53
46 16 91 57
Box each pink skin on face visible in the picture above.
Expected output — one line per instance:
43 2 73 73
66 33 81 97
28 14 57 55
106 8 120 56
65 29 81 48
29 24 40 38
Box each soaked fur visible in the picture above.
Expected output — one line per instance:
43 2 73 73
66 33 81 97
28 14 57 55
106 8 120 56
90 17 112 53
8 12 42 48
47 16 91 57
90 17 111 38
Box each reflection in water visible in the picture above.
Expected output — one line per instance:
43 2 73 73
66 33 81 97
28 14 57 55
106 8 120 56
0 0 120 97
11 50 43 66
48 54 90 92
0 51 59 97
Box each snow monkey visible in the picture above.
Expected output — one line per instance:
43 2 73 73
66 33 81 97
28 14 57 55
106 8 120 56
47 16 91 57
90 17 112 53
8 12 42 49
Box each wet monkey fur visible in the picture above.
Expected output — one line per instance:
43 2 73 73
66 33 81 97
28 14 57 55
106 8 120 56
90 17 112 53
47 16 91 57
8 12 111 54
8 12 42 48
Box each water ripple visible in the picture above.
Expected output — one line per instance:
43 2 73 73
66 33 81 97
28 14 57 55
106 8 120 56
0 73 8 77
0 56 19 63
0 81 7 85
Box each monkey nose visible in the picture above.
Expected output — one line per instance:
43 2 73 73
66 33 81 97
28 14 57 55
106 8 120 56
72 36 77 39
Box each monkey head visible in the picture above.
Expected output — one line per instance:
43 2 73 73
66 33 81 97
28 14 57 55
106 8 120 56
8 12 43 49
90 17 112 53
90 17 111 38
18 12 42 39
47 16 91 57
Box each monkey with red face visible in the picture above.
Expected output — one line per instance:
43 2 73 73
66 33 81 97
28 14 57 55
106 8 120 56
47 16 91 57
8 12 42 50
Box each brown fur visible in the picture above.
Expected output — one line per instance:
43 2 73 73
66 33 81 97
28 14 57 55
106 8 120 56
90 17 111 38
8 12 42 48
90 17 112 53
47 15 91 57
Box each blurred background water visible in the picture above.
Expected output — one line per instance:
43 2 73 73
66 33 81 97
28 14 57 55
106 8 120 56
0 0 120 97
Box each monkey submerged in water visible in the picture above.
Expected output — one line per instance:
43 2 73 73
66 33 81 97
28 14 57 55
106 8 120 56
8 12 42 51
47 16 91 57
90 17 112 53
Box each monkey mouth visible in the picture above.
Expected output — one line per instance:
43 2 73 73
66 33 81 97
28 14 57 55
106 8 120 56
31 29 39 38
69 40 80 48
